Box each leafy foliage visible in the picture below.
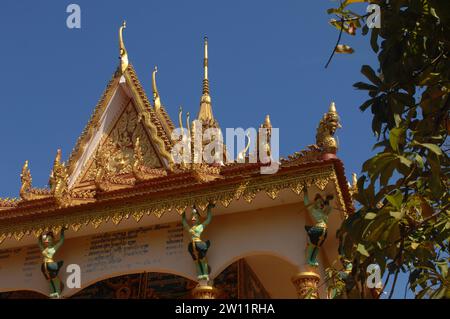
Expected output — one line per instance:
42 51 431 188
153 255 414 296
327 0 450 299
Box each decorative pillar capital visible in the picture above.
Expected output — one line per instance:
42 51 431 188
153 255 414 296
291 271 321 299
191 285 220 299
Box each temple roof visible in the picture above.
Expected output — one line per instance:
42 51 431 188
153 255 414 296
0 23 355 245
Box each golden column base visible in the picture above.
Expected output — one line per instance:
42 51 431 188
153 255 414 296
191 285 220 299
291 271 321 299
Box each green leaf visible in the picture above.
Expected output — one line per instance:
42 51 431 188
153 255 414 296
385 190 403 210
392 92 416 107
415 154 424 169
357 243 370 257
353 81 379 91
380 160 397 186
398 155 412 167
389 127 404 152
361 65 382 86
437 261 448 278
365 212 377 220
389 211 404 220
370 28 379 53
394 113 402 127
414 142 443 156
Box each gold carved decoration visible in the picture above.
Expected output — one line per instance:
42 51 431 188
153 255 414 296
152 66 161 111
19 161 51 201
20 161 32 199
0 165 346 244
191 285 220 299
132 137 167 182
291 271 321 299
0 198 19 210
132 211 144 223
315 102 342 155
119 21 128 74
49 149 71 207
124 69 174 169
82 102 162 184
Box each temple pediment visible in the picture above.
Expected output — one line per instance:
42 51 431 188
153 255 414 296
68 75 167 190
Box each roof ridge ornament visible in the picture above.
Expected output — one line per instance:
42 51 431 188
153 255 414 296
49 149 71 207
315 102 342 158
119 21 129 74
152 66 161 111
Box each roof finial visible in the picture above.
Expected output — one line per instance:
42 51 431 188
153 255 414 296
152 66 161 111
315 102 341 156
119 21 129 74
329 101 337 113
203 36 209 94
198 36 215 124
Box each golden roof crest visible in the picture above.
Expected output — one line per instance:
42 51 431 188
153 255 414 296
119 21 129 74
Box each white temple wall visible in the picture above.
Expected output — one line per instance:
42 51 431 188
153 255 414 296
0 202 317 297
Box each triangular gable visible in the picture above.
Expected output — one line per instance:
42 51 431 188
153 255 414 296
67 65 174 189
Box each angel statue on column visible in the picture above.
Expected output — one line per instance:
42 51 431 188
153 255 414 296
38 227 67 298
182 203 214 282
303 184 334 267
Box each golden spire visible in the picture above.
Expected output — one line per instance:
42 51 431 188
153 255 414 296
197 37 216 125
152 66 161 111
203 36 209 95
119 21 129 74
329 101 337 113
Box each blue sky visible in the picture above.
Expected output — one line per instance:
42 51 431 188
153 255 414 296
0 1 411 297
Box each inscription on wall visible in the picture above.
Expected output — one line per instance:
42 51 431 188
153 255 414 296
81 223 185 274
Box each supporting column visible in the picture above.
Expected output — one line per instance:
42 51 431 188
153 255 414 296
191 285 220 299
291 270 321 299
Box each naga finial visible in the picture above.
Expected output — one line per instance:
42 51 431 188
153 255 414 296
49 149 70 206
186 112 191 141
258 115 272 158
316 102 342 155
20 160 32 199
119 21 129 74
178 106 184 137
152 66 161 111
237 132 251 162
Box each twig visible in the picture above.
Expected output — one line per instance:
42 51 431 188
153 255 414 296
388 268 400 299
325 18 344 69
